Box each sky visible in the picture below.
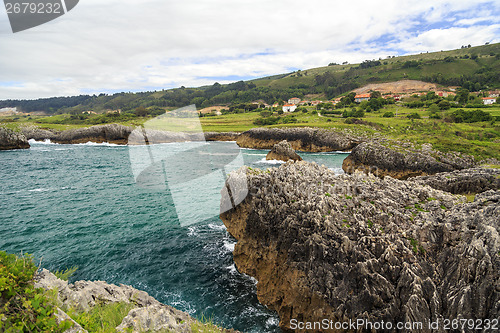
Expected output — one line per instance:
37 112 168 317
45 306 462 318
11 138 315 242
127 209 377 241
0 0 499 100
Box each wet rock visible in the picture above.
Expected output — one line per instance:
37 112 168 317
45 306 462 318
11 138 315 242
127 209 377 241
221 162 500 332
0 127 30 150
236 127 361 152
266 140 302 162
343 141 476 179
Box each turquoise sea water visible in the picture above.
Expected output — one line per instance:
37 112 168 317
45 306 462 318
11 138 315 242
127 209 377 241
0 140 347 332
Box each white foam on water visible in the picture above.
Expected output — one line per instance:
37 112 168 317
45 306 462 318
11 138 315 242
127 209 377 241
223 241 235 252
208 223 226 231
255 158 285 165
226 264 238 274
29 139 57 145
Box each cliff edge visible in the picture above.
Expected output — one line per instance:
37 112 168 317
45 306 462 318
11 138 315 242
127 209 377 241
220 162 500 332
0 127 30 150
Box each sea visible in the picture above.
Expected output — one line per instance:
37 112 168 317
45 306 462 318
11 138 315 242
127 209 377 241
0 140 347 333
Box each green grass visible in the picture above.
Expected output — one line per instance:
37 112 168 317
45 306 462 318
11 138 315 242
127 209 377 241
53 266 78 281
66 302 134 333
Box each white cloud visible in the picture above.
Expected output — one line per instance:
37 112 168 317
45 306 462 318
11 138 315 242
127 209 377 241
0 0 498 99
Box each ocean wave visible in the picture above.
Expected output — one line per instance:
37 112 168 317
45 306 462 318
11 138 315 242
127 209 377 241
29 139 58 145
254 158 285 165
223 241 235 252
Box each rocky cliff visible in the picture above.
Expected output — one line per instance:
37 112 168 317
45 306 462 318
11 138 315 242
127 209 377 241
35 269 241 333
236 127 361 152
0 127 30 150
220 162 500 332
266 140 302 162
343 141 476 179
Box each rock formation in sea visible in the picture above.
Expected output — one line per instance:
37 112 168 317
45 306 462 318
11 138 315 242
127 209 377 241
236 127 361 152
266 140 302 162
20 124 240 145
204 132 240 141
220 161 500 332
343 141 476 179
35 269 241 333
0 127 30 150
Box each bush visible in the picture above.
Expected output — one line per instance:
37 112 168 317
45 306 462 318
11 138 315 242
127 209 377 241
0 251 72 332
449 109 493 123
382 111 394 117
342 108 365 118
407 112 421 119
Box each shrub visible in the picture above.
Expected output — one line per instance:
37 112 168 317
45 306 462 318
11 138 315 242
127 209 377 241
449 109 493 123
382 111 394 117
407 112 421 119
0 251 72 332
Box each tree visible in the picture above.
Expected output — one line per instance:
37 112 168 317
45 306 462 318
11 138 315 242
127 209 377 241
135 106 148 117
370 91 382 99
456 88 469 105
437 100 451 110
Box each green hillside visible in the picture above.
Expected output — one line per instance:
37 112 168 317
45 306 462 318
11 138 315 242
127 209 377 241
0 43 499 115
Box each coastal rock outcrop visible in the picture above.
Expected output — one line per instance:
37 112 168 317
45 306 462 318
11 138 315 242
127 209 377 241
54 124 133 144
220 162 500 332
266 140 302 162
412 167 500 194
0 127 30 150
343 141 476 179
236 127 361 152
20 125 58 141
204 132 240 141
35 269 240 333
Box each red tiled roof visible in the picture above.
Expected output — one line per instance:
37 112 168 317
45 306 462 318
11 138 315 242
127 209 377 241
355 94 371 98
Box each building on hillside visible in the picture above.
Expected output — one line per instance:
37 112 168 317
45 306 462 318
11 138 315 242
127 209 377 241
354 94 370 103
311 100 323 106
488 91 500 98
288 97 301 105
299 100 311 105
283 104 297 112
106 109 121 114
482 97 496 105
83 111 97 115
332 98 342 105
272 103 280 108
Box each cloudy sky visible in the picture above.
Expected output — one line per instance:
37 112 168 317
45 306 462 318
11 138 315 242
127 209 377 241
0 0 499 100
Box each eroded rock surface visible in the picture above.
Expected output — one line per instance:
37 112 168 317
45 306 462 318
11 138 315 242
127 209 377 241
412 167 500 194
343 141 476 179
0 127 30 150
221 162 500 332
266 140 302 162
237 127 361 152
35 269 239 333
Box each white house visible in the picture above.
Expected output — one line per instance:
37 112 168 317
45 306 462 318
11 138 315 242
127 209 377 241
288 97 301 105
354 94 370 103
482 97 496 105
283 104 297 112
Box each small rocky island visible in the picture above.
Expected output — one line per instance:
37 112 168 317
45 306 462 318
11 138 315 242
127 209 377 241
220 161 500 332
266 140 302 162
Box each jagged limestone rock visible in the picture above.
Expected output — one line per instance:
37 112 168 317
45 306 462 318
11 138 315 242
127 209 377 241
0 127 30 150
343 141 476 179
266 140 302 162
412 167 500 194
236 127 361 152
221 162 500 332
35 269 241 333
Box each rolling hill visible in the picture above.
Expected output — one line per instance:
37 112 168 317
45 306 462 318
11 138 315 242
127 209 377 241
0 43 499 115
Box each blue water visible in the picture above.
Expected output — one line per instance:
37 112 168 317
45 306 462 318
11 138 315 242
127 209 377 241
0 140 347 332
